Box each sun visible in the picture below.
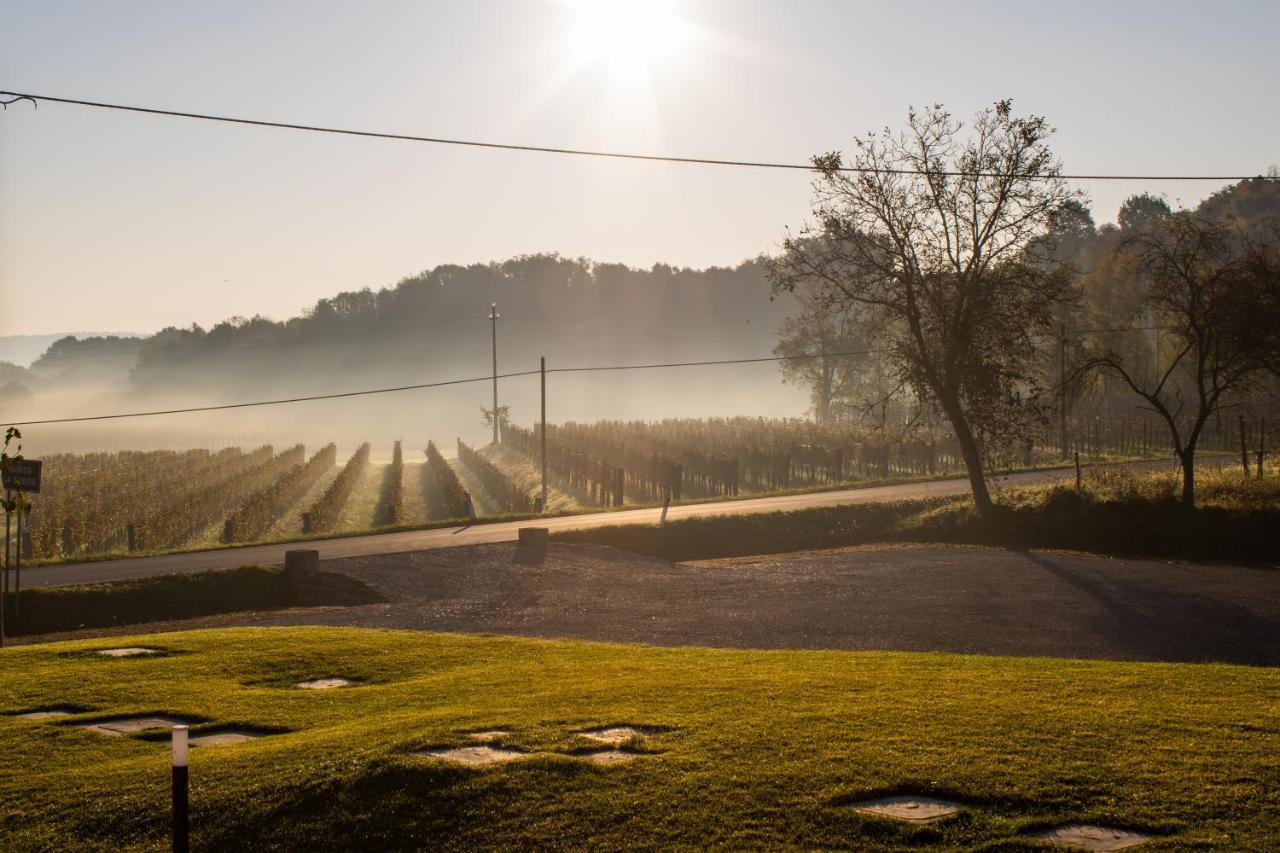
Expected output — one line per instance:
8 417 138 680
566 0 686 81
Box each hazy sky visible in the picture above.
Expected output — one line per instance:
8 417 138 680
3 0 1277 336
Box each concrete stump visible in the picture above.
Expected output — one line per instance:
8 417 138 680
284 549 320 595
518 527 549 546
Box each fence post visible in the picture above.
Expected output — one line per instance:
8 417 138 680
1074 450 1082 490
1239 415 1249 473
1259 417 1266 479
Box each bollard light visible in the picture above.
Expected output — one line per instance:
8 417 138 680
172 725 189 853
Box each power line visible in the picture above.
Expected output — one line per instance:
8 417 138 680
5 322 1202 426
8 351 885 426
8 370 542 426
549 350 887 374
1 90 1268 182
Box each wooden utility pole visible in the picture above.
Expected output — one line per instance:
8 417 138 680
1058 325 1068 459
489 301 500 444
540 356 548 513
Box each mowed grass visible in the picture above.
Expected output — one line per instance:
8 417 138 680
1 628 1277 850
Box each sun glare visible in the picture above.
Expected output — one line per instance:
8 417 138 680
567 0 686 80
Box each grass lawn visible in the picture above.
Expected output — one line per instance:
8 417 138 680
1 627 1276 850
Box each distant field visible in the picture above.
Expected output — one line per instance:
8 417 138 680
1 627 1276 850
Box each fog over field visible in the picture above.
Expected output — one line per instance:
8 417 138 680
7 255 808 456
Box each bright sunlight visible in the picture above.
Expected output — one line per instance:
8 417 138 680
565 0 688 80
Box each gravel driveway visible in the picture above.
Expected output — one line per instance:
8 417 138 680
241 542 1280 665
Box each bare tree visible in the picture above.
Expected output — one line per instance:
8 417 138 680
1092 214 1279 505
773 278 870 423
769 101 1077 516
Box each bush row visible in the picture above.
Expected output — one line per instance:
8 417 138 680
304 443 370 533
375 441 404 526
457 439 533 512
423 440 468 519
223 444 337 542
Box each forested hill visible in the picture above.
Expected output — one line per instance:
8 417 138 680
84 255 794 400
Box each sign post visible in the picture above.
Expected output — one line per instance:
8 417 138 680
1 459 40 642
1 492 7 646
2 460 40 631
1 459 41 494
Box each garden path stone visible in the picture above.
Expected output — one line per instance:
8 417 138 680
95 647 161 657
465 730 510 742
189 731 264 747
417 746 528 766
295 677 354 689
846 795 962 823
1030 824 1151 850
13 709 77 719
82 715 190 736
580 726 648 744
581 750 636 765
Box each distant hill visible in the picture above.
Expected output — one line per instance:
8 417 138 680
12 256 808 447
0 332 146 368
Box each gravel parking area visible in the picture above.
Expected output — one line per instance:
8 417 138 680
240 542 1280 665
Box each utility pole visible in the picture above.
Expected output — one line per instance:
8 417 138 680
540 356 548 513
489 301 500 445
1059 325 1068 459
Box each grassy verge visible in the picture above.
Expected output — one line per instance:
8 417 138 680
0 627 1275 850
556 466 1280 562
2 567 381 637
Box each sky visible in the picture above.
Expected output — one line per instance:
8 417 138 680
2 0 1278 337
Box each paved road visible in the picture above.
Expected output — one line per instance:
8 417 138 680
24 461 1163 589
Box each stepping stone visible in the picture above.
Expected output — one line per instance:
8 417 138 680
846 795 963 823
579 726 647 744
13 708 77 720
189 731 265 747
580 750 637 765
416 746 528 766
1030 824 1151 851
295 677 354 690
81 715 190 736
466 730 510 742
95 647 161 658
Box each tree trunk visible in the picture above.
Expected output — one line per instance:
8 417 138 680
1180 448 1196 507
939 396 994 517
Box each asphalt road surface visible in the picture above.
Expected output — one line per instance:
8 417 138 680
26 461 1171 589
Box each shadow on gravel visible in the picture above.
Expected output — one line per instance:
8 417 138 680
1018 551 1280 666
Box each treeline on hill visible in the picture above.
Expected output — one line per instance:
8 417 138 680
14 256 792 401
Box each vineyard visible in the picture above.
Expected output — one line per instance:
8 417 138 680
16 440 494 563
7 411 1252 564
504 418 976 506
